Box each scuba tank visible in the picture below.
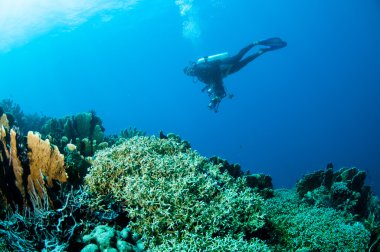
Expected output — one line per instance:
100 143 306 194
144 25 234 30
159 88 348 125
196 52 229 64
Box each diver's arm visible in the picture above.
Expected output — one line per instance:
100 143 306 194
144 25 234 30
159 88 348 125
213 77 227 98
195 63 220 85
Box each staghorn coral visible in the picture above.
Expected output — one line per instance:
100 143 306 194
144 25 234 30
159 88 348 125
264 189 371 251
149 233 270 252
85 136 266 249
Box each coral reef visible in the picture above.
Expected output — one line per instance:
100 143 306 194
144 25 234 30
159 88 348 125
1 102 380 251
27 131 67 201
85 136 266 249
245 173 274 199
296 164 380 221
0 99 50 134
41 111 107 157
0 99 23 129
81 225 144 252
120 127 146 139
0 188 88 251
296 164 380 251
208 156 274 198
150 233 270 252
0 112 68 209
64 145 92 188
264 189 371 251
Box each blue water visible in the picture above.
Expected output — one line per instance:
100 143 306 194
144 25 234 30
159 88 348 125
1 0 380 195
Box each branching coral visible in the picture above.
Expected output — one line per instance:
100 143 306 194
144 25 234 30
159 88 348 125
150 232 270 252
264 189 371 251
0 188 84 251
85 136 266 249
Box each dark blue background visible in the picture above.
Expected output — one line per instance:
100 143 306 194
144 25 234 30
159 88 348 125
1 0 380 195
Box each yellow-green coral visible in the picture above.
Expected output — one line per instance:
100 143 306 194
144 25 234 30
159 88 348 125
150 233 270 252
264 189 370 251
85 136 265 249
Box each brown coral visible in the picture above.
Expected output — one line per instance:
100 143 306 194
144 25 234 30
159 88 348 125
27 131 67 200
10 129 25 200
0 113 9 130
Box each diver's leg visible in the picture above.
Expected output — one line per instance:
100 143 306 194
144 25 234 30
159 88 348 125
228 51 264 74
222 43 255 64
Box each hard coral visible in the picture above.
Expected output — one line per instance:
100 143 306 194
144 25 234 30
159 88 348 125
150 233 270 252
296 165 379 221
41 112 106 157
264 189 370 251
85 136 265 249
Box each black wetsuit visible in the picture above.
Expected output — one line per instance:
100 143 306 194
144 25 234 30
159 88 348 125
192 43 262 111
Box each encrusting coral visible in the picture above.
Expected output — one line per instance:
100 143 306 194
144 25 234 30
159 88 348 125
81 225 145 252
85 135 267 250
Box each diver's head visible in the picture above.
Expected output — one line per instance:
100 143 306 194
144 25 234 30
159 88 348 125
183 63 196 76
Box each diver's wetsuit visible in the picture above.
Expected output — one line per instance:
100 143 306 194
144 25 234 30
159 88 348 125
185 37 287 112
192 43 263 112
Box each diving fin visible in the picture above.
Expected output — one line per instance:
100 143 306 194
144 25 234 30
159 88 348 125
258 37 287 50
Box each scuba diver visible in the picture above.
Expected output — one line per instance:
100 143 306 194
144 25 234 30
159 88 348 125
184 37 287 112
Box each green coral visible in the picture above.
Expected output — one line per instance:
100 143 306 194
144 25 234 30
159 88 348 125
82 225 144 252
41 111 106 157
85 136 265 249
120 127 146 139
264 189 370 251
150 233 270 252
